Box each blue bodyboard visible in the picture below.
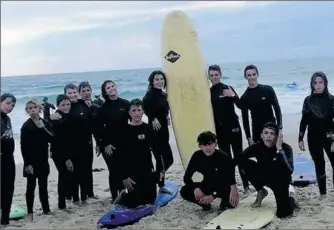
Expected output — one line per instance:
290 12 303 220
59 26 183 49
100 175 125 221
292 155 317 187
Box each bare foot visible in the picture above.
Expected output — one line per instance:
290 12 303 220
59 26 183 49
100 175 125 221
251 188 268 208
26 213 33 222
114 190 126 205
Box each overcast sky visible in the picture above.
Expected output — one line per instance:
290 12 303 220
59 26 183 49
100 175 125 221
1 1 334 76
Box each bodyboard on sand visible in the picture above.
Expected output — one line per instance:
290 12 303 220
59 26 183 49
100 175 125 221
97 181 178 228
204 187 276 229
292 155 317 187
161 10 215 181
9 204 26 220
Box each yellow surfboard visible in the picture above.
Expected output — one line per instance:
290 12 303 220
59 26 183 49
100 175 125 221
204 188 277 229
161 10 216 180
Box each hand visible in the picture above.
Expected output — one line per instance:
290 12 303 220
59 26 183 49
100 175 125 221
152 118 161 131
105 144 116 156
276 130 283 150
85 99 92 107
330 141 334 152
159 172 165 182
123 178 136 192
222 86 236 98
299 141 305 151
229 185 239 207
199 195 215 205
65 159 74 172
50 112 62 121
25 165 34 175
247 137 254 146
194 188 205 201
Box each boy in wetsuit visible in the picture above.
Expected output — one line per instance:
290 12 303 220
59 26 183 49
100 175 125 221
180 131 239 211
236 122 298 218
115 99 166 208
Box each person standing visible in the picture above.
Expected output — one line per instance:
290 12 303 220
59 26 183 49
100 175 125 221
41 97 55 122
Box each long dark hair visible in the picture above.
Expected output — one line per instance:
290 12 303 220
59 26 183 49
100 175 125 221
101 80 116 100
310 71 328 94
147 70 167 90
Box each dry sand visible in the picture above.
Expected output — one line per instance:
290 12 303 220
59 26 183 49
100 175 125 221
4 113 334 229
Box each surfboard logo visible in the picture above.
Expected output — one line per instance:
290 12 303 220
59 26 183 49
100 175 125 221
165 50 181 63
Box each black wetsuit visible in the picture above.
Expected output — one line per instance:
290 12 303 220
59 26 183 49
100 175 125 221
180 149 236 210
239 84 282 142
1 112 16 225
210 83 248 188
68 99 99 202
97 97 130 200
51 110 74 209
42 102 55 121
236 142 295 218
298 93 334 195
143 88 173 187
20 118 53 214
93 98 104 107
119 123 162 208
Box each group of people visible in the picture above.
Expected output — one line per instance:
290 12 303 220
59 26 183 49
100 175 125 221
1 64 333 226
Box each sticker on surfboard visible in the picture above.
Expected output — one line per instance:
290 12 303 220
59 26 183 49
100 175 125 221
164 50 181 63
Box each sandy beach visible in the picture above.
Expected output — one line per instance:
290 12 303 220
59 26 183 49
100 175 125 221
5 113 334 229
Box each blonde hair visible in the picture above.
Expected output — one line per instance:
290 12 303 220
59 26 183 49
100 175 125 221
25 98 42 114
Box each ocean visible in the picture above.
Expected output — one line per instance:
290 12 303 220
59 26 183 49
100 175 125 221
2 57 334 138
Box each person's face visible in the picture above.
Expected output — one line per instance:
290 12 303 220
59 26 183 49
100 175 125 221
58 99 71 114
261 128 277 147
26 102 40 117
65 88 79 102
245 69 258 85
79 86 92 100
208 70 221 85
129 105 143 122
153 74 165 89
105 82 118 97
199 142 216 155
1 98 16 114
313 76 325 94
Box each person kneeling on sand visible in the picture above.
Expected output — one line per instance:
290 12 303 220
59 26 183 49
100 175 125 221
180 131 239 211
235 122 299 218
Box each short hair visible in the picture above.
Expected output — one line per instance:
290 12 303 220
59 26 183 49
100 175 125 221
1 93 16 103
129 98 143 111
244 64 259 77
262 122 279 135
197 131 217 145
208 64 222 75
78 81 91 92
64 84 77 94
56 94 70 106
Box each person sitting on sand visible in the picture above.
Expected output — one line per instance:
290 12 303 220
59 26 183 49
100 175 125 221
235 122 298 218
180 131 239 211
114 99 169 208
20 99 53 221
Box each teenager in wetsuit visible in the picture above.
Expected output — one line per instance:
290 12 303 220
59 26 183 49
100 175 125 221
20 99 53 221
143 70 173 190
64 84 99 204
208 64 249 193
1 93 16 226
50 95 74 210
114 99 165 208
41 97 55 122
236 122 298 218
239 65 283 144
78 81 100 199
298 71 334 196
180 131 239 211
97 80 130 201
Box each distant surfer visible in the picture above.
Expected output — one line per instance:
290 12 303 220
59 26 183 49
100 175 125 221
97 80 130 202
1 93 17 226
208 64 250 194
238 65 283 144
235 122 298 218
20 99 53 221
180 131 239 211
143 70 174 191
41 97 55 122
93 94 104 106
298 72 334 197
114 99 167 207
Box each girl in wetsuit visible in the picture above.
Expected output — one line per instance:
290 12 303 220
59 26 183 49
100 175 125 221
298 71 334 196
20 99 53 221
1 93 17 226
97 80 130 202
143 70 174 190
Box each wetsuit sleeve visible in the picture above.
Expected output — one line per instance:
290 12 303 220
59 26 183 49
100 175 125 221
277 144 294 174
148 127 163 173
230 86 242 109
44 120 54 142
268 86 282 129
95 107 110 148
235 144 258 164
183 153 198 185
298 98 308 142
142 91 158 121
224 154 237 186
50 104 56 110
20 125 33 166
241 108 251 139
